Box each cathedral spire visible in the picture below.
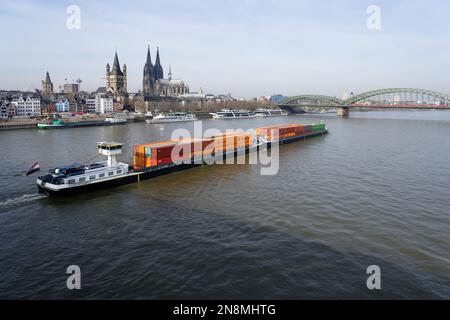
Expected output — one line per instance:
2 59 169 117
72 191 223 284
155 47 161 66
154 47 164 80
146 45 152 66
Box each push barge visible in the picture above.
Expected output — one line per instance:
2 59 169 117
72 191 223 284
37 122 328 196
36 118 126 130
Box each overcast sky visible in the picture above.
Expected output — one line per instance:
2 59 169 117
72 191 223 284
1 0 450 99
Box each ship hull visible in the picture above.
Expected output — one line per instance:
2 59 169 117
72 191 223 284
37 121 126 130
146 119 197 124
37 173 139 196
258 129 328 150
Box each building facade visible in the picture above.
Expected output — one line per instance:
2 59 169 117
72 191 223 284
11 96 41 117
55 99 70 113
41 72 53 94
86 98 97 114
0 102 8 119
8 103 16 117
98 95 113 114
63 83 79 94
41 103 56 114
85 94 113 114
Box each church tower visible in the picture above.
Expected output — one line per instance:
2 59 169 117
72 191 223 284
142 45 155 96
168 65 172 81
41 71 53 94
154 47 164 80
106 52 127 97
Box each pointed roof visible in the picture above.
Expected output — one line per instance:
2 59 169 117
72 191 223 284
112 52 123 75
45 71 52 84
155 47 161 66
146 45 152 66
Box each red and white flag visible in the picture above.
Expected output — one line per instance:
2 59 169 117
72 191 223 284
26 162 40 176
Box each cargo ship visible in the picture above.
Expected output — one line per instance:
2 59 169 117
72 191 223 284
36 122 328 196
36 118 126 129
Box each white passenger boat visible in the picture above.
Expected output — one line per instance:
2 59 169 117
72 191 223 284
146 112 197 123
104 117 127 124
254 108 288 117
209 109 256 119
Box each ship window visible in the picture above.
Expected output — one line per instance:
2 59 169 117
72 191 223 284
99 173 105 178
90 175 96 180
117 170 122 174
68 179 75 184
108 171 114 176
79 177 85 182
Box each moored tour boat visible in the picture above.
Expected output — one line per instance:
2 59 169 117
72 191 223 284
146 112 197 123
104 117 127 124
254 108 288 117
209 109 256 119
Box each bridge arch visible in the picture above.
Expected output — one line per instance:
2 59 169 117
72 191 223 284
345 88 450 105
280 95 344 106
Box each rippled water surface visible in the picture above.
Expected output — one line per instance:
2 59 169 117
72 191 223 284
0 111 449 299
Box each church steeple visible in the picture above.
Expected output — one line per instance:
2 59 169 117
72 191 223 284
155 47 160 66
146 45 152 66
41 71 53 94
45 71 51 84
154 47 164 80
112 52 123 75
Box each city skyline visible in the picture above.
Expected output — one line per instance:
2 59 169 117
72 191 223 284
2 0 450 98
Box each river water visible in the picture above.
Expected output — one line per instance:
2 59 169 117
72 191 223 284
0 111 449 299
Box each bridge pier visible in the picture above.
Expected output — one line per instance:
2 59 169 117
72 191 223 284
336 106 350 117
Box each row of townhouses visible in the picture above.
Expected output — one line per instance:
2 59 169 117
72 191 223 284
50 93 114 115
0 96 41 119
0 92 115 119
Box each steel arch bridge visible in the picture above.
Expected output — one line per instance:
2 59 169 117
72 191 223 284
279 88 450 111
346 88 450 105
280 94 344 106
